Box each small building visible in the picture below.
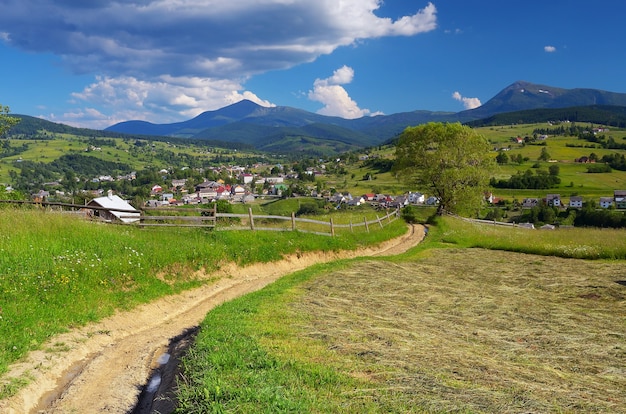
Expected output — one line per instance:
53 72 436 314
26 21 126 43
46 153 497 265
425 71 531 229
569 196 583 209
599 197 614 209
545 194 561 207
614 190 626 209
521 198 539 208
87 190 140 223
239 173 254 184
31 190 50 202
171 179 187 188
407 192 425 204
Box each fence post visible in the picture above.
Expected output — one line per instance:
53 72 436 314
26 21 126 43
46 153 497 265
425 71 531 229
248 207 255 230
364 217 369 233
376 214 383 229
350 220 353 233
291 212 296 231
387 210 392 224
330 217 335 237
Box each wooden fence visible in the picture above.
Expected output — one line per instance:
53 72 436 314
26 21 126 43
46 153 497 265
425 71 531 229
0 199 399 236
215 208 399 236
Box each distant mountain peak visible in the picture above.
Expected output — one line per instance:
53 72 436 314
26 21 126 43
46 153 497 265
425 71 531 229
461 80 626 118
100 81 626 154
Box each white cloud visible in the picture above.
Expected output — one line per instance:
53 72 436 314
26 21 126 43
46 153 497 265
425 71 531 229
308 66 372 119
544 45 557 53
0 1 437 79
59 75 275 129
0 0 437 127
452 91 481 110
0 1 436 126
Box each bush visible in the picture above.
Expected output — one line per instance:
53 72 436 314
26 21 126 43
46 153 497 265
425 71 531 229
401 206 419 223
296 202 322 216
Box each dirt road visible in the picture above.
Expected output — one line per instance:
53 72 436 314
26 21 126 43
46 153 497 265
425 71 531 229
0 225 424 414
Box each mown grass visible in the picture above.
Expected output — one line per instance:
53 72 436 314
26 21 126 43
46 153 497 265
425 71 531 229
0 206 405 395
176 215 626 413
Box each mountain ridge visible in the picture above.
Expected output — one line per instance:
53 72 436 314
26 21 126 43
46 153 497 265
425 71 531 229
105 81 626 150
9 81 626 155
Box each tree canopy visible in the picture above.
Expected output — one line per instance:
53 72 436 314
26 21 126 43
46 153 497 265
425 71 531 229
394 122 494 216
0 105 21 137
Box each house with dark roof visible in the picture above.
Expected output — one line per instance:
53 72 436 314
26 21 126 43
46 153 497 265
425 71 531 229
615 190 626 209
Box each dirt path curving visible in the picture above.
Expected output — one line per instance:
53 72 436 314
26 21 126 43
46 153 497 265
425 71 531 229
1 225 425 414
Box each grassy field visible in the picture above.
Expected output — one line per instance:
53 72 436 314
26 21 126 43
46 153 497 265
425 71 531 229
328 124 626 202
176 216 626 413
0 134 265 184
0 206 405 397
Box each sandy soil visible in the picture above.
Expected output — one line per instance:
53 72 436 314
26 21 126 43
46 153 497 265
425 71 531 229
0 224 424 414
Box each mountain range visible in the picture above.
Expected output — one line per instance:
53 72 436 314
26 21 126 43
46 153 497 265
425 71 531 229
102 81 626 155
10 81 626 156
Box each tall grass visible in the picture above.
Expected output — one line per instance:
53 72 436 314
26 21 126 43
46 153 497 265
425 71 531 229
0 208 405 381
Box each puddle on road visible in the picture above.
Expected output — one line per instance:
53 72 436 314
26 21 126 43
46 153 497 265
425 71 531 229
34 356 90 413
132 326 199 414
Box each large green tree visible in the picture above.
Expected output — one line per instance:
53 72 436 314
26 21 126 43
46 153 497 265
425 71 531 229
394 122 494 216
0 105 20 137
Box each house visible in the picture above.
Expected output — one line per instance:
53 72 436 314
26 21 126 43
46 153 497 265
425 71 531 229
407 192 425 204
32 190 50 202
86 190 140 223
239 173 254 184
171 179 187 188
231 185 246 195
195 181 220 191
614 190 626 209
521 198 539 208
362 193 376 202
389 196 409 208
545 194 561 207
346 197 365 207
569 196 583 208
599 197 614 209
197 188 217 200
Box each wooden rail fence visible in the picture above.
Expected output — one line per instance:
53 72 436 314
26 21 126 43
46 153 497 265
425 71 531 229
216 208 399 236
0 199 399 236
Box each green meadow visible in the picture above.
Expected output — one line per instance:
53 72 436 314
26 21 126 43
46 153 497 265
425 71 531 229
320 122 626 201
0 205 405 397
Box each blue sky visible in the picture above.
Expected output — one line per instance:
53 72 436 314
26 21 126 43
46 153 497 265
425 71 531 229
1 0 625 129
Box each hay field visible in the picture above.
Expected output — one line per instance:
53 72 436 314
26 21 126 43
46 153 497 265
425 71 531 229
291 249 625 413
